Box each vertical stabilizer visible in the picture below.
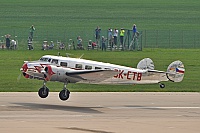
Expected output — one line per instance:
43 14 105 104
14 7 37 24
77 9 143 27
167 60 185 82
137 58 155 70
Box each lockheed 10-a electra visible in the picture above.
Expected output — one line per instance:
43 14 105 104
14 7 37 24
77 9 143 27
20 55 185 101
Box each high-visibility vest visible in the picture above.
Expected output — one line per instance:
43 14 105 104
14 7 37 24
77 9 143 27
120 30 125 36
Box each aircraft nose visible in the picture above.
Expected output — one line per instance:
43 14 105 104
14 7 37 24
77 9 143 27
21 63 28 72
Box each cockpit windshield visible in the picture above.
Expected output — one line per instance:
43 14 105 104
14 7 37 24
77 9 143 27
39 57 51 62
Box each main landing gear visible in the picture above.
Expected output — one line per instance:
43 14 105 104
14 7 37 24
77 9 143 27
38 81 70 101
38 81 49 98
59 82 70 101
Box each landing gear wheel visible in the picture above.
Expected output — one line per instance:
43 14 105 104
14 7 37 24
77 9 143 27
38 87 49 98
59 89 70 101
159 83 165 88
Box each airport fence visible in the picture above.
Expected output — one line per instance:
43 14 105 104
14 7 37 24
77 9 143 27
0 29 200 50
143 30 200 49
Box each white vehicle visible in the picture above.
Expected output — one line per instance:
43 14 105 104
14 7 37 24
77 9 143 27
20 55 185 101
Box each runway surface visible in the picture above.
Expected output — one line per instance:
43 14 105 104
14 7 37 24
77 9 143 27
0 92 199 133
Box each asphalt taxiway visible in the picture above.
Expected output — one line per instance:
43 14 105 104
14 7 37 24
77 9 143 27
0 92 199 133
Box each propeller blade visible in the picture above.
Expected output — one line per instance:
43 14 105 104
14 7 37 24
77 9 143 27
17 73 22 81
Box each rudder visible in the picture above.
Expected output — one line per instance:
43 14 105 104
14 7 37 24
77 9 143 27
167 60 185 82
137 58 155 70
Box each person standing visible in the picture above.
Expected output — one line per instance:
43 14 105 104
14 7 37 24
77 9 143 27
95 26 101 45
120 28 125 46
113 28 118 47
132 24 137 39
77 36 83 50
101 36 106 51
5 34 11 49
29 25 35 39
108 28 113 48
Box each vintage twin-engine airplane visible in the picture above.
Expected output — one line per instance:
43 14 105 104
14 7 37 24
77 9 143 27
20 54 185 101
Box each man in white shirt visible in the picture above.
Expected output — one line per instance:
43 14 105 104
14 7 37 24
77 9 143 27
113 29 118 47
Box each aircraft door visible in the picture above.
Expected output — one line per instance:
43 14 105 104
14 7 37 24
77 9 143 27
56 68 65 82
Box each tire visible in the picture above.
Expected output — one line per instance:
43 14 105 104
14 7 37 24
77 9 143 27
38 87 49 98
160 83 165 88
59 89 70 101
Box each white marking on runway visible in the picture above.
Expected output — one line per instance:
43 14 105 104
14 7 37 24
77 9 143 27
108 106 200 109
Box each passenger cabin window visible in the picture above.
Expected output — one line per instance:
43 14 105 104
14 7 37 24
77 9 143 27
75 64 82 69
85 65 92 70
95 66 102 70
60 62 68 67
52 59 58 64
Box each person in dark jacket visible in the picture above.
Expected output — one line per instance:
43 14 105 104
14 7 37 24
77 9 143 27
5 34 11 49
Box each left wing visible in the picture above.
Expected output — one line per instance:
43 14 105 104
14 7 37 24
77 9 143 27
43 65 118 83
66 69 118 83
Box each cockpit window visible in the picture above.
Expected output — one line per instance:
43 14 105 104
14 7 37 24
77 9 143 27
39 58 44 61
39 58 49 62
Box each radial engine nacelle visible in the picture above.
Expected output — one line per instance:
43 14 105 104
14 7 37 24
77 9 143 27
43 65 85 83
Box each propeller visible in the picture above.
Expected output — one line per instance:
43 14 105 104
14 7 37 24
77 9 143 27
17 62 30 81
17 73 22 81
17 63 26 82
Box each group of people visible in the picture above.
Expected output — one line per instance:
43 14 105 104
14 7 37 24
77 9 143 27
0 25 35 50
94 24 138 51
1 24 138 51
42 41 55 50
0 34 17 50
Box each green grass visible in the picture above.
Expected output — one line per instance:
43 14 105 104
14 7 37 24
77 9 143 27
0 0 200 49
0 49 199 92
0 0 200 92
1 0 199 30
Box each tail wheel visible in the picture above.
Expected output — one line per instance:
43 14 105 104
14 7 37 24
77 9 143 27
38 87 49 98
159 83 165 88
59 89 70 101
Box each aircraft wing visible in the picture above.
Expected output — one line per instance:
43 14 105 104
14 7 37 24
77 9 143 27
66 69 118 83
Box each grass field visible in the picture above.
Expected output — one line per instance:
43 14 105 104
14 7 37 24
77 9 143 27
0 0 200 49
1 0 199 30
0 0 200 92
0 49 199 92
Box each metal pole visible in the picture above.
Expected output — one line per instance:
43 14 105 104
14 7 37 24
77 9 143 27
141 31 142 51
156 30 158 48
194 31 196 48
144 30 146 48
181 30 183 48
169 30 171 48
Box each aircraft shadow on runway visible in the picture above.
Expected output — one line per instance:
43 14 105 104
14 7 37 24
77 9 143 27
58 127 114 133
11 102 103 114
